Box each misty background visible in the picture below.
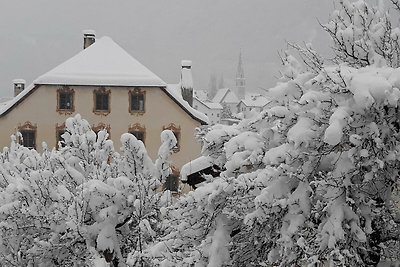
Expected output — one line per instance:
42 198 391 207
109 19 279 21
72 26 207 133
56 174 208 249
0 0 333 98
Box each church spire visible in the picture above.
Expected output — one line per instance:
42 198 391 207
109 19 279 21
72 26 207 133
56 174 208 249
236 50 246 100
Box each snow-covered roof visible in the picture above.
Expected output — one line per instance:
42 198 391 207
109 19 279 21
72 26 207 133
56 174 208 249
166 84 209 124
212 88 239 104
239 94 270 107
0 97 12 104
34 36 166 87
0 98 12 112
0 84 37 116
0 37 207 125
194 97 223 110
193 90 209 101
180 156 214 182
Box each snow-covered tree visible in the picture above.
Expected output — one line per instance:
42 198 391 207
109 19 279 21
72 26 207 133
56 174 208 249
145 1 400 266
220 102 233 120
323 0 400 67
0 114 176 266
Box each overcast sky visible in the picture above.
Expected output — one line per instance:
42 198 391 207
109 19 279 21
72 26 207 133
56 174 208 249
0 0 335 98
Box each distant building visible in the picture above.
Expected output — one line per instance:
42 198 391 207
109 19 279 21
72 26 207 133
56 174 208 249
237 94 270 118
0 32 208 169
212 88 240 114
193 97 222 125
193 90 209 101
236 51 246 100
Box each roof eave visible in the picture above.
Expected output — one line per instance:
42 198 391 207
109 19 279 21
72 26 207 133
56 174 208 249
161 87 208 125
0 84 39 118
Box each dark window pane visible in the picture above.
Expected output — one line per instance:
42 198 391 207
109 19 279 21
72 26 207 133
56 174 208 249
130 131 145 144
173 131 179 146
164 174 179 192
57 130 66 148
59 92 73 110
131 94 144 112
96 93 109 111
21 130 35 149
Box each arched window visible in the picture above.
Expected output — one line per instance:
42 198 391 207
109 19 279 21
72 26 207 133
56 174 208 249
18 121 37 149
163 123 181 153
92 123 111 140
56 122 66 148
128 123 146 144
163 165 180 192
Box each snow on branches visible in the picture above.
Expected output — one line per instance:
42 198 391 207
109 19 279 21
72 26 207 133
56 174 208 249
0 114 175 266
144 2 400 265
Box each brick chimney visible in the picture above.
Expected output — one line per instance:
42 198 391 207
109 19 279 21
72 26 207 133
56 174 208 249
83 30 96 49
180 60 193 107
13 79 25 97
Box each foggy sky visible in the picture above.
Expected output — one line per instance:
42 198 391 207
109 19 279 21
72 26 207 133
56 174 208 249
0 0 333 98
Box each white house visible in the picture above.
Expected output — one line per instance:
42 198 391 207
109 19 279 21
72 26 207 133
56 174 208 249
237 94 270 118
193 97 223 125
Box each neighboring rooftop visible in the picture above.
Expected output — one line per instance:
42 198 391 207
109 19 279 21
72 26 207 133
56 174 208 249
34 36 166 87
240 94 270 107
194 97 223 110
166 84 209 124
193 90 209 101
212 88 239 104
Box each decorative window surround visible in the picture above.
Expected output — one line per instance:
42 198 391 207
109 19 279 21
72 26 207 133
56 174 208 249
93 87 111 115
56 122 66 149
18 121 37 149
128 123 146 144
57 86 75 114
129 88 145 115
163 123 181 153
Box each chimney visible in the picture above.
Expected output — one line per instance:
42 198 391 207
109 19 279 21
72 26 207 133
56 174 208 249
83 30 96 49
13 79 25 97
180 60 193 107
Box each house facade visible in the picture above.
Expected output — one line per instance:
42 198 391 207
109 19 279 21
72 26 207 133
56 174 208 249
193 97 222 125
0 34 207 169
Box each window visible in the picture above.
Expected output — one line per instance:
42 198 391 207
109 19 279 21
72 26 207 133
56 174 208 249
164 173 179 192
163 166 180 192
93 87 110 114
92 123 111 140
57 87 74 113
132 131 144 142
217 113 220 117
56 123 66 148
129 88 145 114
18 121 37 149
128 123 146 144
163 123 181 152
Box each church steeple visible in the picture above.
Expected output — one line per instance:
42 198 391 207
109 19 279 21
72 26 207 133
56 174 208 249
236 51 246 100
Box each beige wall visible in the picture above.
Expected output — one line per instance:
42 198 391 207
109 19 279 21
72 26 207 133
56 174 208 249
0 85 203 169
